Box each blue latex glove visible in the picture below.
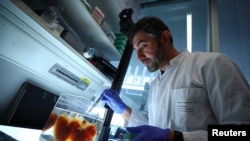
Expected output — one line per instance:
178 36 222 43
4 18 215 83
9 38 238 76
101 88 127 114
126 125 170 141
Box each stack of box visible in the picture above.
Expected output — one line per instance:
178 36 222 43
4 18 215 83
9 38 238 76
114 33 127 55
91 6 105 25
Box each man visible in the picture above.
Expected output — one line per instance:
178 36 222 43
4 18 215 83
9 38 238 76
102 16 250 141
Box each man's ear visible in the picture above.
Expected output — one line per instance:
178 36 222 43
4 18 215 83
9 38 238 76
161 30 171 43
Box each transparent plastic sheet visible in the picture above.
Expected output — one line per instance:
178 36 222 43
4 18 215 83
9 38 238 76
39 93 105 141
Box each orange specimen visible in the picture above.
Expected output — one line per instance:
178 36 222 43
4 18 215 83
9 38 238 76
53 114 97 141
43 112 58 131
54 115 71 141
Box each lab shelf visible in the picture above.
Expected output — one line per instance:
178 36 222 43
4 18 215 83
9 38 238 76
11 0 121 61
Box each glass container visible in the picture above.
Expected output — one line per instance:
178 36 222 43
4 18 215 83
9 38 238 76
39 93 105 141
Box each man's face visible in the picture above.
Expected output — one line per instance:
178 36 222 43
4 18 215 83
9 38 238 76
132 31 166 72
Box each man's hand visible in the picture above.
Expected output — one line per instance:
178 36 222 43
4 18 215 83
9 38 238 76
101 88 127 114
126 125 170 141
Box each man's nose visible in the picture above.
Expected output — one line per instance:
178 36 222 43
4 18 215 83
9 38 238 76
137 49 145 60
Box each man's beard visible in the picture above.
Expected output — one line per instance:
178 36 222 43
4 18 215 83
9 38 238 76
146 44 165 72
146 58 159 72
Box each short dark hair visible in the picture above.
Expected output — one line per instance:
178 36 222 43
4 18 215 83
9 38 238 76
127 16 173 44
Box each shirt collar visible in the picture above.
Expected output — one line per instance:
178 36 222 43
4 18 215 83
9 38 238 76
169 50 189 66
160 50 189 75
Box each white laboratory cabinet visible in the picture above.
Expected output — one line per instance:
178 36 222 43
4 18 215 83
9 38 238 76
0 0 139 128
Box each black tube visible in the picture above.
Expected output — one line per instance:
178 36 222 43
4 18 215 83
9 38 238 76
99 8 134 141
99 41 133 141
